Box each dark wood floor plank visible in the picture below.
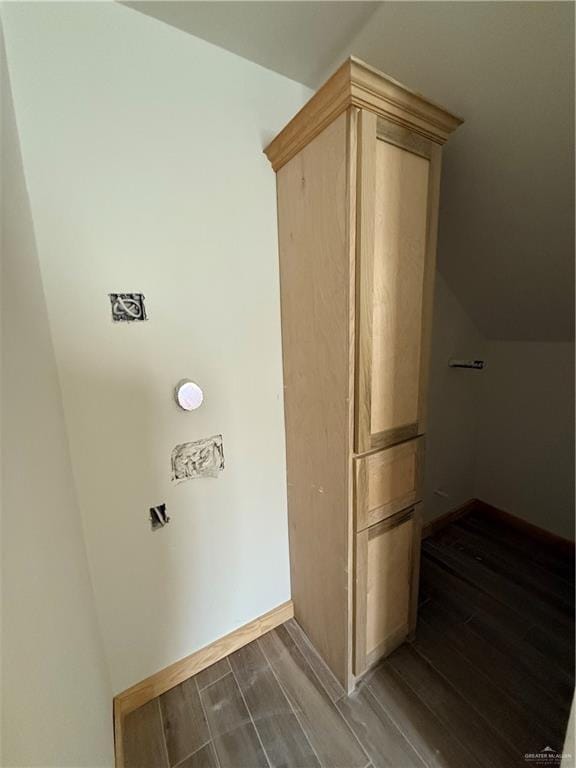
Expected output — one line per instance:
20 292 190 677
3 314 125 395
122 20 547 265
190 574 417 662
200 673 269 768
465 512 575 583
440 523 574 614
175 742 218 768
423 538 572 639
466 603 574 703
229 641 320 768
160 677 210 767
337 685 427 768
388 644 522 768
259 627 368 768
412 616 550 753
367 662 484 768
421 556 574 678
195 658 232 690
284 618 345 703
458 515 574 589
124 698 169 768
525 623 576 678
422 556 523 627
421 557 573 702
420 598 569 747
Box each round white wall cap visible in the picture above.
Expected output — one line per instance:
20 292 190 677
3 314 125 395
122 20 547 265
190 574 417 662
175 380 204 411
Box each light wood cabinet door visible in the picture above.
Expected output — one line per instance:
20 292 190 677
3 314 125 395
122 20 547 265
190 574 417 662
354 504 421 675
355 112 441 454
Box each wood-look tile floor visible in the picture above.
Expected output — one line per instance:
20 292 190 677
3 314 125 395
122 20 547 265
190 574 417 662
123 511 575 768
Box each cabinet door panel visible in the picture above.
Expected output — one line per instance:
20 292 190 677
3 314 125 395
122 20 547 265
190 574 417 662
366 515 413 657
370 140 429 438
354 505 422 675
355 112 441 454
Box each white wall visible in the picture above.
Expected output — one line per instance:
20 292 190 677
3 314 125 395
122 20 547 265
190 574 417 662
2 1 311 694
423 274 486 523
1 18 113 766
475 341 575 540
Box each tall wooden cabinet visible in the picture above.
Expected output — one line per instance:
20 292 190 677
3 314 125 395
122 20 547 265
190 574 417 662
265 58 462 690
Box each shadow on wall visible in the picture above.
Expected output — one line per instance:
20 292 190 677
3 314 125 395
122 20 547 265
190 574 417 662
1 25 114 765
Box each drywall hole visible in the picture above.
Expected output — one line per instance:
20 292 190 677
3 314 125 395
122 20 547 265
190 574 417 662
171 434 224 482
109 293 147 322
150 503 170 531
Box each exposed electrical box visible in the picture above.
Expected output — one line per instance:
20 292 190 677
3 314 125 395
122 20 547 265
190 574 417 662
109 293 147 322
150 503 169 531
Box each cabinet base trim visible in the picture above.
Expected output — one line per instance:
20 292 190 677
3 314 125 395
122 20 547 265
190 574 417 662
113 599 294 768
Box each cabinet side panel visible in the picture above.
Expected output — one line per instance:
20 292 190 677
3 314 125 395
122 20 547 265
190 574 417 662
276 112 351 686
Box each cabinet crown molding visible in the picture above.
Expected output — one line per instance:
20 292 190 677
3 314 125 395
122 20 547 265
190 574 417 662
264 56 464 171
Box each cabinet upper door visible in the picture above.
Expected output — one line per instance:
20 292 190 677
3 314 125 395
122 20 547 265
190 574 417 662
355 111 442 454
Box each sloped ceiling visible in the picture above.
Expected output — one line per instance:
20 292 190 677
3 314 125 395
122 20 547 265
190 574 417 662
125 1 574 341
123 1 380 88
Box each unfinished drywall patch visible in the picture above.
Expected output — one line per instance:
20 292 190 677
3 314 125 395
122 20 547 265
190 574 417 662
171 434 224 482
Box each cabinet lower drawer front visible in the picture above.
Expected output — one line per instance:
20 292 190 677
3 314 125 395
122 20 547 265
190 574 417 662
355 437 423 532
